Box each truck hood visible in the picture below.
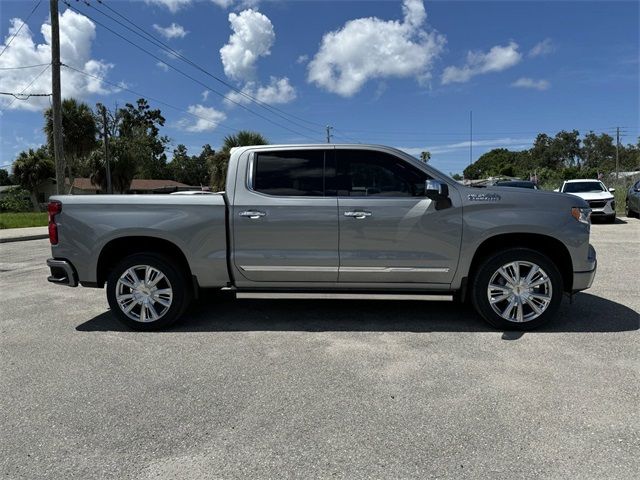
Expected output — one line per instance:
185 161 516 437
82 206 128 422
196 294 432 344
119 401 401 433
563 191 614 202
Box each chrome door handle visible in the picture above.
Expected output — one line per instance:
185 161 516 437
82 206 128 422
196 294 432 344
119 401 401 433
344 210 372 219
239 210 266 219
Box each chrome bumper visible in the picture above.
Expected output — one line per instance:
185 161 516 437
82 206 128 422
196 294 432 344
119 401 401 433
47 258 78 287
572 244 597 292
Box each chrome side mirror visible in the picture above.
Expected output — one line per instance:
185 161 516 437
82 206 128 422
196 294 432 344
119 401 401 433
425 179 449 197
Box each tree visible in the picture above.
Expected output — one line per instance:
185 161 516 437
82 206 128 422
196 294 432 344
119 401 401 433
420 151 431 163
12 147 55 209
210 131 269 190
44 98 98 191
581 132 615 171
0 169 12 186
168 144 211 186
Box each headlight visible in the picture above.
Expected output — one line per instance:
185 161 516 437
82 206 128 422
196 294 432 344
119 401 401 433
571 207 591 224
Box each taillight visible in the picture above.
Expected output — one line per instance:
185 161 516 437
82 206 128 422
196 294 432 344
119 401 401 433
48 201 62 245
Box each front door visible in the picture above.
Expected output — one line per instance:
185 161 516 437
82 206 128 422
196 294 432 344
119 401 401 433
232 148 339 285
336 148 462 285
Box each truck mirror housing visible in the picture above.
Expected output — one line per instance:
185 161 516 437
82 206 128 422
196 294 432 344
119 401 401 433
425 180 449 198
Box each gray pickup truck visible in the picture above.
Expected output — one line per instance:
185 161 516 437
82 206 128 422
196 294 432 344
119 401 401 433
46 144 597 330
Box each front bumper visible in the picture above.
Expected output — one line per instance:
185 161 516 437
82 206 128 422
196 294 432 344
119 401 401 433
47 258 78 287
571 244 597 292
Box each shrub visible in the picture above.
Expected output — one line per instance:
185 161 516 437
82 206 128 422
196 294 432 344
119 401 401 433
0 187 32 212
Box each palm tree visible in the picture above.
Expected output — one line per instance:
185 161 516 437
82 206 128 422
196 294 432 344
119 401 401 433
12 147 55 210
221 130 268 153
44 98 98 192
211 131 268 189
420 151 431 163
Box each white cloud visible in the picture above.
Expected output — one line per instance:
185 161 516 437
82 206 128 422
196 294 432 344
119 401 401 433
529 38 554 57
152 22 188 39
511 77 550 90
219 9 275 82
441 42 522 84
399 138 534 156
177 104 226 132
307 0 445 97
0 10 115 111
145 0 193 13
201 90 210 101
225 76 296 106
156 61 169 72
296 54 308 65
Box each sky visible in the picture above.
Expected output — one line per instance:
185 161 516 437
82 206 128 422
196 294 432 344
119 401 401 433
0 0 638 176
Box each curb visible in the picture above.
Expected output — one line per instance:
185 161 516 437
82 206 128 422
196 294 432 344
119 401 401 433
0 234 49 244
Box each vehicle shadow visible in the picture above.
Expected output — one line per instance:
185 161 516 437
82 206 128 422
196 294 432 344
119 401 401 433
76 292 639 337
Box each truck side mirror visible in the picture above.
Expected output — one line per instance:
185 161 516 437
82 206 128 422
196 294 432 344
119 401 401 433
425 180 449 198
608 187 615 193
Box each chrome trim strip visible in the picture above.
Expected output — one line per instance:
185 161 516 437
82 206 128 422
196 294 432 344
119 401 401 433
240 266 449 273
340 266 450 273
240 266 339 272
237 293 453 301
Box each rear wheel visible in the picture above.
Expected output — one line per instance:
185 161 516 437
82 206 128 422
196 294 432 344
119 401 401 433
471 248 563 330
106 254 192 330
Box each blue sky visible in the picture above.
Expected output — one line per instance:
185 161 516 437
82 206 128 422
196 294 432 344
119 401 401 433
0 0 638 176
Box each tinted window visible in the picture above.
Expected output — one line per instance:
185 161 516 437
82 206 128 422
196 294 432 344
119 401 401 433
253 150 330 196
563 181 606 193
335 150 430 197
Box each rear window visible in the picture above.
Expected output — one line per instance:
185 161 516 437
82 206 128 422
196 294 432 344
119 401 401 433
253 150 331 197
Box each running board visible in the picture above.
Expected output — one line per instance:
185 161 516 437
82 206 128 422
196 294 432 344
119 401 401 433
235 292 453 301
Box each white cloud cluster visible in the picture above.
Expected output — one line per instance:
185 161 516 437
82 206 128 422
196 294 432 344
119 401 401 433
224 76 296 106
152 22 188 39
441 42 522 84
177 104 227 132
219 9 275 82
529 38 554 57
511 77 550 90
399 137 534 156
0 10 115 111
146 0 236 13
307 0 445 97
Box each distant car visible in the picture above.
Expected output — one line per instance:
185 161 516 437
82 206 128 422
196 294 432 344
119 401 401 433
170 190 216 195
626 180 640 218
493 180 539 190
558 179 616 223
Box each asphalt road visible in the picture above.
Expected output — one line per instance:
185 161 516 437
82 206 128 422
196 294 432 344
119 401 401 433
1 220 639 479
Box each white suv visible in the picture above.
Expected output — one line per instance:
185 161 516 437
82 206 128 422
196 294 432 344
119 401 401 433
558 179 616 223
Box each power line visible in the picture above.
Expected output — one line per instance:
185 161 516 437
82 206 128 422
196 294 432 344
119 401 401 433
61 0 322 142
0 91 51 98
62 63 242 134
92 0 328 133
0 62 50 70
0 0 43 58
0 63 50 111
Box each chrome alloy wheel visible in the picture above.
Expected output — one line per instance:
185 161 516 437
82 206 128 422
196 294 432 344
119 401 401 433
487 261 553 323
115 265 173 322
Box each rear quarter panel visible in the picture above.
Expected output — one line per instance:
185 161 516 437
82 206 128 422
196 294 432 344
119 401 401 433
50 195 230 288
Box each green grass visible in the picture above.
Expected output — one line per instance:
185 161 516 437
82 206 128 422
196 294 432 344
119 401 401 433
0 212 49 229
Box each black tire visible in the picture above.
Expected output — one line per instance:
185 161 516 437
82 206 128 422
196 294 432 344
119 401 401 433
625 201 638 218
471 248 563 331
106 253 192 331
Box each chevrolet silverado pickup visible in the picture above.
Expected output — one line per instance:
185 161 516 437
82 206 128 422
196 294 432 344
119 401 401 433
46 144 597 330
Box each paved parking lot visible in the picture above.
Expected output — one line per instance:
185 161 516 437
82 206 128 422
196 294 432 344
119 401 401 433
1 219 638 479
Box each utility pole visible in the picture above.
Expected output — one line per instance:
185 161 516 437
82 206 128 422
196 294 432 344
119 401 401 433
615 126 620 181
469 110 473 167
50 0 65 194
98 104 112 194
326 125 333 144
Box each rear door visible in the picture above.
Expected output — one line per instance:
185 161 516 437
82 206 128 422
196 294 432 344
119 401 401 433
232 148 339 284
336 148 462 285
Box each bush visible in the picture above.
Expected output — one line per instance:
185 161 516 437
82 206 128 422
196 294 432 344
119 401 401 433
0 187 32 212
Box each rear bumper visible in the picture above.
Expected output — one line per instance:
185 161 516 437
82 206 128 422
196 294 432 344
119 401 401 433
47 258 78 287
572 244 597 292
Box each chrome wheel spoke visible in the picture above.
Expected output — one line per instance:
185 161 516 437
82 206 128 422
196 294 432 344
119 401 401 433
116 265 173 323
488 260 553 323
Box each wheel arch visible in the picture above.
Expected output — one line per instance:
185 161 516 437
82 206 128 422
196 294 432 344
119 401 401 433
96 236 193 288
467 233 574 293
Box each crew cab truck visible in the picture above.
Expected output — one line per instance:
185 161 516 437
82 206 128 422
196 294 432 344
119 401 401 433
46 144 597 331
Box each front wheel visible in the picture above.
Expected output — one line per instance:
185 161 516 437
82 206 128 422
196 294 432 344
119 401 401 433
471 249 563 330
106 254 192 330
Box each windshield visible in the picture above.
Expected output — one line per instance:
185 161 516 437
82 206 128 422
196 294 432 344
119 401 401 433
563 181 606 193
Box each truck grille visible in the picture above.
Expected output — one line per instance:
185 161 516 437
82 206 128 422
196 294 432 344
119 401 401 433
588 200 606 208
